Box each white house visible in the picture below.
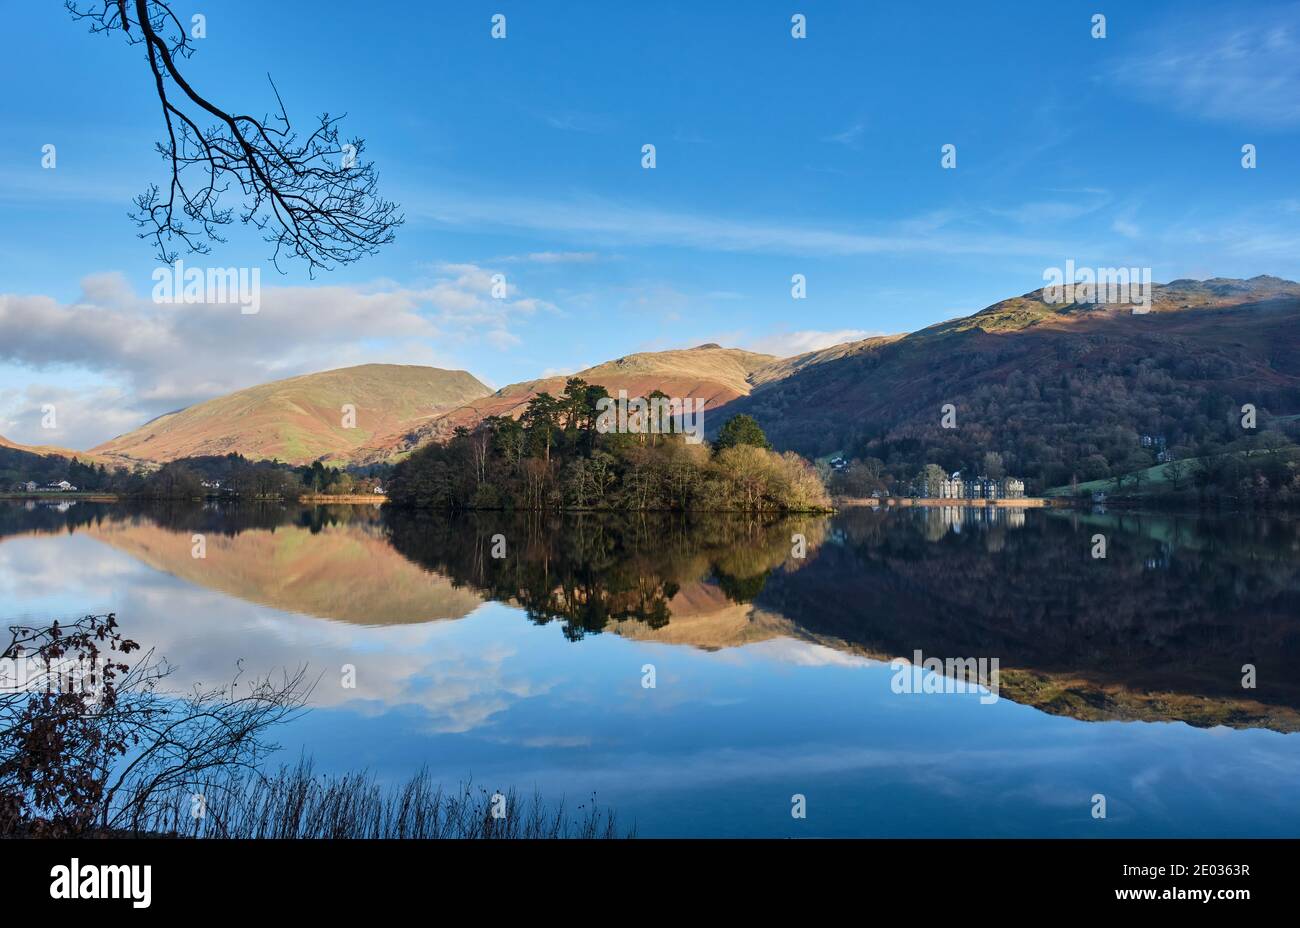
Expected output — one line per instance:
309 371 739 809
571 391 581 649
46 480 76 492
937 470 964 499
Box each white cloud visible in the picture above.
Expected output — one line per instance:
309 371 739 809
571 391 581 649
0 265 549 447
1112 218 1141 239
0 383 141 452
746 328 878 357
746 637 876 668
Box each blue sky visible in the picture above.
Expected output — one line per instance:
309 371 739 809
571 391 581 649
2 0 1300 448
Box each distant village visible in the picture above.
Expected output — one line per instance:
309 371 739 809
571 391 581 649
11 480 79 493
825 452 1029 502
919 471 1027 501
6 465 387 500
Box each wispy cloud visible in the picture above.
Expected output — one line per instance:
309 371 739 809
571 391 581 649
1108 11 1300 126
0 167 137 206
987 189 1112 225
533 108 610 133
411 191 1079 259
499 251 601 264
822 122 866 149
1112 217 1141 239
672 128 711 144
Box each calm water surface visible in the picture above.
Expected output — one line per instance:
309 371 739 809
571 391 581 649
2 499 1298 837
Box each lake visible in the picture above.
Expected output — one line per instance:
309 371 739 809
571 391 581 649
2 499 1298 837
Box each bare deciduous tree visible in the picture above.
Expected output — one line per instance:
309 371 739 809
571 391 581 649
1 614 311 836
2 616 625 839
66 0 402 273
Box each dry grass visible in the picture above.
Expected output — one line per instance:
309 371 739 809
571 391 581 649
119 761 631 839
93 364 491 465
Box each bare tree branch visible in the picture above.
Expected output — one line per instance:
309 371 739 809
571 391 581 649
66 0 403 274
1 614 311 836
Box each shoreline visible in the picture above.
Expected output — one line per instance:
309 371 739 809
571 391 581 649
0 492 387 504
297 494 387 503
6 493 1283 515
834 496 1064 508
0 492 122 501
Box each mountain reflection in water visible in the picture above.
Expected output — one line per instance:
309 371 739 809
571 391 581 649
4 499 1297 733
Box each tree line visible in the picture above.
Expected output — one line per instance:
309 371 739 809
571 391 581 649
385 378 830 512
5 451 390 501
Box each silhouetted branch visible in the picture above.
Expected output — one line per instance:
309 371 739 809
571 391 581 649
1 613 311 836
66 0 402 273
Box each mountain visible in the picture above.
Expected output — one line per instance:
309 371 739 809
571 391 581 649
80 511 484 625
92 364 492 466
1 437 68 487
1 434 89 460
352 344 780 463
380 508 1300 732
1 434 118 462
721 275 1300 489
0 434 122 473
78 275 1300 479
9 495 1296 731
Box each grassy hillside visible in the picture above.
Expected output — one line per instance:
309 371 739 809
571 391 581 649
1 442 72 487
82 514 484 625
65 275 1300 488
0 434 121 468
1045 445 1300 499
93 364 492 466
722 276 1300 492
355 345 780 463
1045 460 1183 497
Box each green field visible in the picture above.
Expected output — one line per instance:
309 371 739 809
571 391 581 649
1046 448 1293 497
